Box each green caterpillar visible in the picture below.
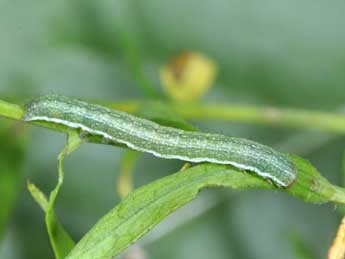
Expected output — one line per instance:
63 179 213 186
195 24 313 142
23 95 296 187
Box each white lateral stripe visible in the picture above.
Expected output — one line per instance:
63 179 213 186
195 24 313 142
25 116 290 186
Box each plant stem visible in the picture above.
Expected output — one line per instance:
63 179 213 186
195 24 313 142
332 186 345 204
173 103 345 134
106 101 345 134
2 98 345 135
0 100 24 120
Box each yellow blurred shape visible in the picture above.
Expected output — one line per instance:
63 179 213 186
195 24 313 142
160 52 217 102
117 150 139 198
329 216 345 259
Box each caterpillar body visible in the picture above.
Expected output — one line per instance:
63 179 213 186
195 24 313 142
23 95 296 187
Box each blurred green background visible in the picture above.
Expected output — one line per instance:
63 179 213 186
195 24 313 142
1 0 345 258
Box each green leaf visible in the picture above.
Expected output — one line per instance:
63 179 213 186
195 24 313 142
28 131 83 259
28 180 75 259
66 156 345 259
27 181 49 211
48 131 83 259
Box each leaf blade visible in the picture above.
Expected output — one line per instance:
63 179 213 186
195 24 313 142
66 156 345 259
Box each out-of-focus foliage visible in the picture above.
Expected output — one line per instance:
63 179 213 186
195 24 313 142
1 0 345 258
0 120 27 238
288 232 315 259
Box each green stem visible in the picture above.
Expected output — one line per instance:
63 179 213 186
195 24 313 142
170 103 345 134
105 101 345 134
2 98 345 135
332 186 345 204
0 99 24 120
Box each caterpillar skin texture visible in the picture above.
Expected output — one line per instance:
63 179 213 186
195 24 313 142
23 95 296 187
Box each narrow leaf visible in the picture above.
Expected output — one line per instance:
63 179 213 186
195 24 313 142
66 156 345 259
27 181 49 211
46 131 83 259
28 180 75 258
28 131 83 259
